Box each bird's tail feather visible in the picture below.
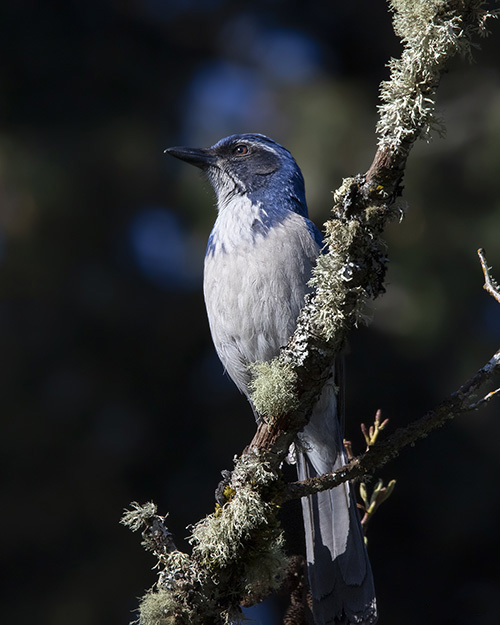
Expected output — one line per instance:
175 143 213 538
296 383 377 625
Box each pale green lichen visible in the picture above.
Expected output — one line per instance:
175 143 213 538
190 456 284 568
307 213 388 341
137 546 238 625
378 0 498 149
248 359 299 420
231 450 281 488
158 551 194 590
190 455 287 600
121 501 158 532
133 457 286 625
241 530 287 602
191 487 272 565
138 588 180 625
308 220 363 339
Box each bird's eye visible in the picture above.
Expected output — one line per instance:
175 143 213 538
233 144 249 156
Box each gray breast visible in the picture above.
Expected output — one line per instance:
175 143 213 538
203 210 320 398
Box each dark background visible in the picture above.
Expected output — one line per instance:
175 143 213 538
2 2 500 624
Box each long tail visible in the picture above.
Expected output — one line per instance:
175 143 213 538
296 379 377 625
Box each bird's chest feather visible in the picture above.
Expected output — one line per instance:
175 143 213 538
203 196 320 391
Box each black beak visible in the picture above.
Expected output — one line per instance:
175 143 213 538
164 146 216 170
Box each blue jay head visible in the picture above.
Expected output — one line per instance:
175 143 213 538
165 133 307 215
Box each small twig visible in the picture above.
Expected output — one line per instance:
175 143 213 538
478 248 500 304
282 347 500 503
361 409 390 448
344 439 355 461
359 479 397 534
357 410 396 534
121 502 177 557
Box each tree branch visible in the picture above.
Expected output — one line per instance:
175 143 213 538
282 347 500 503
124 3 500 625
478 247 500 304
247 0 498 464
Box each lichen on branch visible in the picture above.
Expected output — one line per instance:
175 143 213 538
248 0 498 430
123 454 288 625
378 0 498 149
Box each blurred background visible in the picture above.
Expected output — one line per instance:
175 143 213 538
2 1 500 624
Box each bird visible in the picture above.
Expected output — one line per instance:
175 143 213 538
165 133 377 625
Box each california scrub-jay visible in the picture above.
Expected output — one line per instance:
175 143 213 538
166 134 377 625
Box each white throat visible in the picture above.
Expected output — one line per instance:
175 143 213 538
208 194 265 254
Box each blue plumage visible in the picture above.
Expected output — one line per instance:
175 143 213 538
166 133 377 625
